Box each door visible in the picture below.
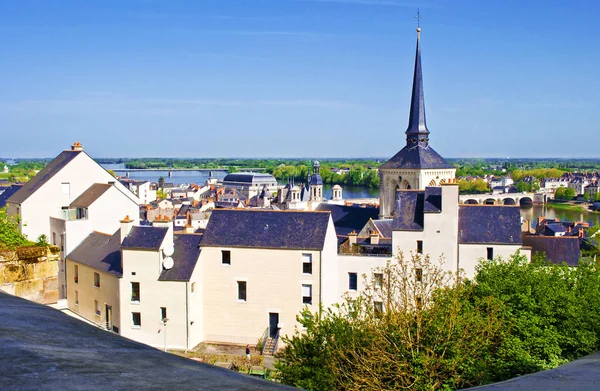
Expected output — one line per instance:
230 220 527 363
105 305 113 331
269 313 279 338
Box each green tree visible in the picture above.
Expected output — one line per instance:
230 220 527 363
517 181 531 192
277 253 504 390
555 187 567 199
471 253 600 381
564 188 576 199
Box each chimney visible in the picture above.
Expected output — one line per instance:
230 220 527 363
348 230 357 245
153 215 174 249
370 232 379 245
120 215 134 243
71 141 83 151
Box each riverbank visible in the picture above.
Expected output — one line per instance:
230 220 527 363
547 202 600 214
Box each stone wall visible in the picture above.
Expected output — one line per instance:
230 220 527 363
0 246 60 304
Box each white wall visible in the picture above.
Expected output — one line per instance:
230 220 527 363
392 185 460 274
320 217 342 307
459 245 531 280
119 247 189 350
66 260 121 331
200 246 321 345
337 254 391 301
13 152 139 241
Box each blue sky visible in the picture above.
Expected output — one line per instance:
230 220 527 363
1 0 598 159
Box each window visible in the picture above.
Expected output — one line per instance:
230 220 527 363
61 182 70 197
348 272 358 291
52 232 56 246
222 250 231 265
132 312 141 327
374 273 383 288
131 282 140 302
160 307 167 321
191 282 196 293
417 240 423 254
374 301 383 316
94 272 100 288
237 281 247 301
487 247 494 260
302 284 312 305
74 291 79 305
94 300 101 316
74 265 78 284
415 268 423 282
302 253 312 274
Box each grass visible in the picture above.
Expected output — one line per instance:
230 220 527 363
547 202 600 214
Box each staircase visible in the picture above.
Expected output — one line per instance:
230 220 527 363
263 337 276 356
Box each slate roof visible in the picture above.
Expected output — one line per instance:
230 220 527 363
392 191 425 231
70 183 112 208
373 219 393 238
423 187 442 213
310 174 323 186
202 209 331 250
67 230 123 277
159 234 202 281
7 150 81 204
178 204 190 216
121 226 168 250
380 145 455 170
522 235 581 266
0 184 24 208
392 188 444 231
544 223 569 236
458 205 522 244
379 30 454 171
315 203 379 237
222 173 276 184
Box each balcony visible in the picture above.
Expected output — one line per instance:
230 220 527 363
61 208 88 221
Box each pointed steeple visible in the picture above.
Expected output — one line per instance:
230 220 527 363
405 27 430 149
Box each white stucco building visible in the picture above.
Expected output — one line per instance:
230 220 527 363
6 142 140 301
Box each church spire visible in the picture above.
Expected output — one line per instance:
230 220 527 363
405 24 430 148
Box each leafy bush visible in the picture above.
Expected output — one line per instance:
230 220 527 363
36 234 49 247
0 207 32 249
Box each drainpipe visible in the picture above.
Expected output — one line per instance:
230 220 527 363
457 230 461 284
185 281 190 352
319 250 323 317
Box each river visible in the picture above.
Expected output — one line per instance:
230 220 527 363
102 164 599 226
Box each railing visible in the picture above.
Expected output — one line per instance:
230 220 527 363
259 327 269 356
271 329 281 356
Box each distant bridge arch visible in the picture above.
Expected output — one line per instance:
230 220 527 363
458 192 538 206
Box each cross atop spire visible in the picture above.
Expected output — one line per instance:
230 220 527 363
415 8 422 29
405 18 429 149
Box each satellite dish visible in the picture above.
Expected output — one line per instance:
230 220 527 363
163 257 174 270
163 245 174 257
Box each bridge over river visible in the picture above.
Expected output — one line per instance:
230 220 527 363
111 167 266 177
459 192 548 206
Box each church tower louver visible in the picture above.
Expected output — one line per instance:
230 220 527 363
378 26 456 218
